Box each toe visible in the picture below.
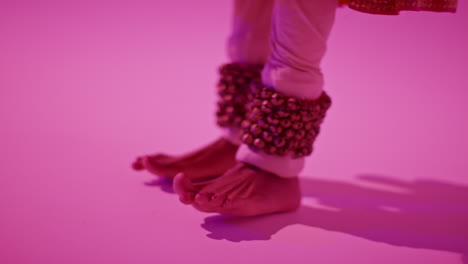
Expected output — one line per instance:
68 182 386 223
195 192 212 205
173 173 195 194
142 155 163 170
174 173 201 204
209 193 226 208
192 193 228 213
132 157 144 171
141 156 155 171
179 192 196 205
142 155 177 178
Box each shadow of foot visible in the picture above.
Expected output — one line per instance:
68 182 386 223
143 178 174 194
201 174 468 262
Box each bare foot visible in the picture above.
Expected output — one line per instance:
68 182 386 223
173 162 301 216
132 138 239 180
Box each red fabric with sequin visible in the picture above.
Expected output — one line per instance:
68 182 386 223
340 0 457 15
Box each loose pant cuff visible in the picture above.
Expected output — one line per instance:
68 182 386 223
236 144 304 178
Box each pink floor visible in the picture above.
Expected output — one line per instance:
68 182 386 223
1 1 468 263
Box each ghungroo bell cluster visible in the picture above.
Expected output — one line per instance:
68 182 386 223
216 63 263 129
241 80 332 158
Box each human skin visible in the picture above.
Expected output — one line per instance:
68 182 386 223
133 137 238 180
173 162 301 216
133 0 336 216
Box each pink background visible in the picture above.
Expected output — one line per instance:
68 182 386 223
1 1 467 263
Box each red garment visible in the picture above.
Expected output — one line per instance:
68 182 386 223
339 0 457 15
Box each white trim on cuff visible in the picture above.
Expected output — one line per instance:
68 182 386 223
236 144 304 178
220 127 243 146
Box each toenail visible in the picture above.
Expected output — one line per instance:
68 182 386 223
211 194 221 200
195 192 212 202
183 193 194 199
180 193 195 204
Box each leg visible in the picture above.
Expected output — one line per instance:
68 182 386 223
227 0 273 65
132 0 274 181
238 0 338 178
175 0 338 216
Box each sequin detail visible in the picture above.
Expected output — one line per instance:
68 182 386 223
216 63 263 129
241 82 332 158
345 0 457 15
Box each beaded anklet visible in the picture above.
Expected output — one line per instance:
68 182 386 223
241 80 332 158
216 63 263 129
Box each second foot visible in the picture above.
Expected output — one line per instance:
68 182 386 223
132 137 239 180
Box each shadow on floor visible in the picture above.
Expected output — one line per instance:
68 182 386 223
144 177 174 193
200 174 468 262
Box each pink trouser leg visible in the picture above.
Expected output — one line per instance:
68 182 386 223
236 0 338 177
227 0 274 65
221 0 274 145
